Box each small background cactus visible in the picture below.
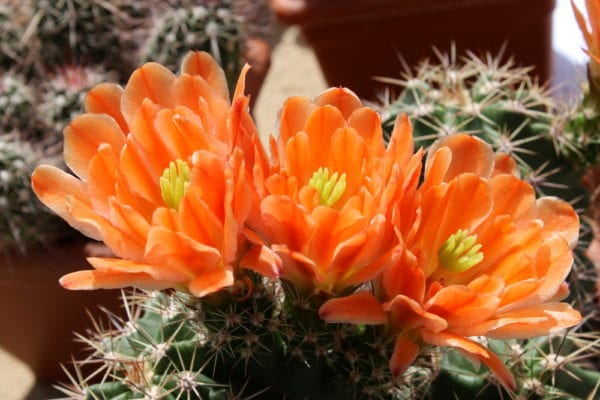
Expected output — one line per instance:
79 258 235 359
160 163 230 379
140 1 246 93
37 65 117 147
0 134 68 255
0 0 274 256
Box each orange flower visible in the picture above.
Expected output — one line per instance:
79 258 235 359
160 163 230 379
320 133 582 390
32 51 272 297
244 88 423 295
573 0 600 86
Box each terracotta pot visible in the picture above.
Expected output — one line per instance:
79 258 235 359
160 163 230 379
271 0 555 100
0 239 122 382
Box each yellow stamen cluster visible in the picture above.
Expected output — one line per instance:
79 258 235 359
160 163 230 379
160 159 191 210
438 229 484 273
308 167 347 207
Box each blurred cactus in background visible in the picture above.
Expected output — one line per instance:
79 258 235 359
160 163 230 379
28 0 153 78
0 134 67 255
140 1 245 90
37 65 116 146
0 1 35 73
0 72 36 134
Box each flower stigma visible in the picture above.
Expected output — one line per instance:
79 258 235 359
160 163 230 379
308 167 347 207
160 159 191 209
438 229 484 273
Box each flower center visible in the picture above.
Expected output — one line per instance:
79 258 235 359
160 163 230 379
308 167 347 207
160 159 191 209
438 229 483 273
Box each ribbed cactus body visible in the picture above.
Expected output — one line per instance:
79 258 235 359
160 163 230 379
60 279 428 400
378 53 583 203
429 336 600 400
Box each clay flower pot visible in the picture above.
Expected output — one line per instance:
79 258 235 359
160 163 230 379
271 0 555 99
0 239 122 382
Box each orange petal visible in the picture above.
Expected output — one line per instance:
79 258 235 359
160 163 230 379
64 114 126 180
260 195 315 251
475 302 581 339
384 114 416 179
188 267 234 297
389 334 420 377
425 285 501 328
319 291 386 324
330 127 365 198
333 215 398 288
60 257 187 291
385 295 448 333
421 330 516 391
240 245 282 278
314 87 362 120
383 247 425 300
428 134 495 182
489 174 536 221
233 63 251 101
417 174 492 276
84 82 128 133
347 107 385 160
121 62 176 124
492 153 518 176
145 226 222 277
304 105 346 162
86 143 119 216
421 146 451 190
130 99 178 177
278 96 315 150
119 137 163 206
531 235 574 303
180 51 229 101
572 0 592 47
272 244 318 292
536 197 580 248
31 165 102 241
60 269 171 291
107 198 150 253
284 131 312 185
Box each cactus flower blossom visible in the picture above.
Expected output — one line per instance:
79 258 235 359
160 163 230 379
245 88 423 295
320 133 582 390
31 51 273 297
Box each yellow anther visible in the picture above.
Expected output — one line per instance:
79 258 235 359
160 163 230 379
438 229 484 273
308 167 347 207
160 159 191 209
